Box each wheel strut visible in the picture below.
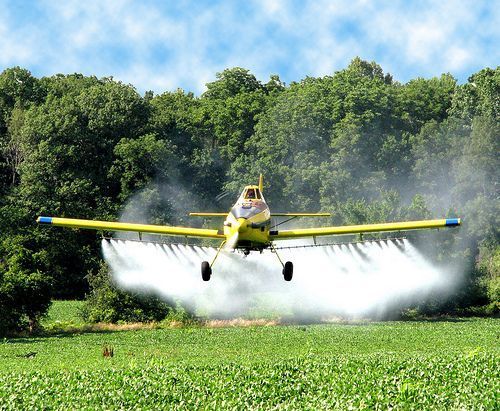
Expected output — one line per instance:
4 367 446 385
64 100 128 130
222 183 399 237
201 240 226 281
270 243 293 281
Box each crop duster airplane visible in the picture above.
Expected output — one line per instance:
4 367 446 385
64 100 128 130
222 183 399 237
37 175 461 282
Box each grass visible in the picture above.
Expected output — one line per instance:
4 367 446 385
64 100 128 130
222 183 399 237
0 301 498 409
41 300 86 328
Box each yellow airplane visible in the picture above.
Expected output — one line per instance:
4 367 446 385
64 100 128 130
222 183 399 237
37 175 461 281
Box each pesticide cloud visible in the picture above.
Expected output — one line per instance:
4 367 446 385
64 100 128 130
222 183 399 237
102 238 451 319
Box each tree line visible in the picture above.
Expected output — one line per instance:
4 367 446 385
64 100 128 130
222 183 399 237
0 58 498 333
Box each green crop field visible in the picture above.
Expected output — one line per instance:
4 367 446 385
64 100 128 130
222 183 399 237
0 302 498 410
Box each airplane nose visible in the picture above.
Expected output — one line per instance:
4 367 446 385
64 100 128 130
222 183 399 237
237 218 248 233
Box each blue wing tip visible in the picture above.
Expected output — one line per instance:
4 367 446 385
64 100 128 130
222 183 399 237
37 216 53 224
445 218 461 226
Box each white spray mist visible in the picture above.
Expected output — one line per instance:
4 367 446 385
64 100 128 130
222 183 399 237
102 237 452 320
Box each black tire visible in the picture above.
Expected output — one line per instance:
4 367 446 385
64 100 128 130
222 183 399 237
283 261 293 281
201 261 212 281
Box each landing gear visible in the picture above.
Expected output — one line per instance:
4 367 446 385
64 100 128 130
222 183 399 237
270 243 293 281
201 240 226 281
283 261 293 281
201 261 212 281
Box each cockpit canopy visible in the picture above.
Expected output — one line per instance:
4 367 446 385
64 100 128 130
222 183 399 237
242 187 263 200
232 186 268 219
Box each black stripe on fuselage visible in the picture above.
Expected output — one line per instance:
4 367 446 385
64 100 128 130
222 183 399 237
250 219 271 228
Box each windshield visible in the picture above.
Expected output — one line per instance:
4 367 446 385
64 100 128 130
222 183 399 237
244 188 261 200
231 201 267 219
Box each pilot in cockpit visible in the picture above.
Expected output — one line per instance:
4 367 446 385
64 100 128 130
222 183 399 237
246 189 256 199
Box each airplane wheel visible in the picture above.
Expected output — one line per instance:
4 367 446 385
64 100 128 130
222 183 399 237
283 261 293 281
201 261 212 281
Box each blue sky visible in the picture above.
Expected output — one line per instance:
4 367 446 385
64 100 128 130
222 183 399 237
0 0 498 94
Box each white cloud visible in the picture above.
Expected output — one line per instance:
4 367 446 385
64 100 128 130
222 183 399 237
0 0 497 92
406 24 447 63
261 0 285 16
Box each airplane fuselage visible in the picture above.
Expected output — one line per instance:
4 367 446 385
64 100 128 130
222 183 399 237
223 185 271 252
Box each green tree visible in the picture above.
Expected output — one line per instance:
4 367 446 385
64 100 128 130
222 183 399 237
110 133 174 202
0 67 44 117
0 235 52 334
147 89 224 212
12 76 149 297
477 242 500 311
398 74 457 134
452 115 499 241
228 58 402 218
410 118 468 198
449 67 499 121
203 67 264 99
0 68 44 196
201 68 273 167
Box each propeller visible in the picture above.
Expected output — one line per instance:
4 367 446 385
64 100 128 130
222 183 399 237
216 190 230 202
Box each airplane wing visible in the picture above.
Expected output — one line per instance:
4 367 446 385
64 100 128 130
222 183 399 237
270 218 461 240
37 216 225 239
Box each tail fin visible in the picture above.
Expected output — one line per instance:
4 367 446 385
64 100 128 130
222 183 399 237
258 174 263 193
